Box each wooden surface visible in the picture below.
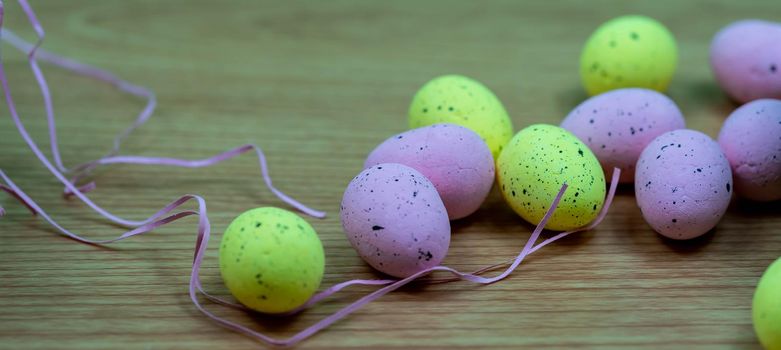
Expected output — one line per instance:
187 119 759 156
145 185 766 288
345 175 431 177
1 1 779 349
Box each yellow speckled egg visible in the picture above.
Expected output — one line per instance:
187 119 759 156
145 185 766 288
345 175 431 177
580 15 678 96
753 257 781 350
497 124 606 231
219 207 325 314
408 74 514 158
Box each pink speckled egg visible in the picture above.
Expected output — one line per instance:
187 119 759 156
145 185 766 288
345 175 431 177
718 99 781 201
710 20 781 103
635 130 733 240
561 88 685 183
340 163 450 278
364 124 495 220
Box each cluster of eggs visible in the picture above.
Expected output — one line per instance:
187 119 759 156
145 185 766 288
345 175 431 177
217 74 613 312
579 16 781 348
343 76 609 278
576 15 780 238
215 14 780 348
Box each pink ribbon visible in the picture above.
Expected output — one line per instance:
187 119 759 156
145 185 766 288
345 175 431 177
0 0 325 222
0 0 622 346
1 167 620 346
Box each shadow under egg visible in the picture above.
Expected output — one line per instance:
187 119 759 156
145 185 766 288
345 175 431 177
657 227 717 254
728 197 781 218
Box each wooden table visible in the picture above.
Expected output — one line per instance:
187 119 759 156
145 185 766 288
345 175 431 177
1 1 779 348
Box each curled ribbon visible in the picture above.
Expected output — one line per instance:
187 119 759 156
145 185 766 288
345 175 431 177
0 0 620 347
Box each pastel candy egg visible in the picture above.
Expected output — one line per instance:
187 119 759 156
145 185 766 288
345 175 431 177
561 88 685 183
753 257 781 350
718 99 781 201
219 207 325 314
710 20 781 103
635 130 732 240
365 123 495 220
497 124 606 231
340 163 450 278
580 15 678 95
408 74 514 158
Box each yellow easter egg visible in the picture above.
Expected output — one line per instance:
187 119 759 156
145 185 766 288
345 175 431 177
754 257 781 350
580 15 678 96
219 207 325 314
497 124 606 231
408 74 514 158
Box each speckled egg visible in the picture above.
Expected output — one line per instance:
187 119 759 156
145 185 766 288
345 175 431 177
219 207 325 314
718 99 781 201
340 163 450 278
408 74 513 158
580 15 678 95
561 88 686 183
497 124 606 231
710 20 781 103
635 130 732 240
364 124 494 220
753 256 781 350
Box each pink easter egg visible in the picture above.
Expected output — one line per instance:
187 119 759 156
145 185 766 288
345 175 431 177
561 88 685 183
365 123 495 220
635 130 732 240
340 163 450 278
710 20 781 103
718 99 781 201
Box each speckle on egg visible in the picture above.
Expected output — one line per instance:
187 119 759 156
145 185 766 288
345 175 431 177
635 130 732 240
408 75 513 158
340 163 450 278
561 88 685 182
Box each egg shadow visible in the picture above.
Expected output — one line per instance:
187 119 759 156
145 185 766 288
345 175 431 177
656 228 717 254
181 300 307 334
246 309 307 330
728 197 781 218
615 182 636 196
534 228 596 255
452 185 601 264
180 278 306 333
450 185 528 234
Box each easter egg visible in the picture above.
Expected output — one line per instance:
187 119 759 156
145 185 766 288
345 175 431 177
365 123 495 220
710 20 781 103
561 88 685 183
219 207 325 314
497 124 606 231
340 163 450 278
718 99 781 201
753 257 781 350
408 74 514 158
580 15 678 95
635 130 732 240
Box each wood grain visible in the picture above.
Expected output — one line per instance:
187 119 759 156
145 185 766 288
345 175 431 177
1 1 779 348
